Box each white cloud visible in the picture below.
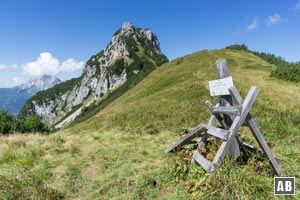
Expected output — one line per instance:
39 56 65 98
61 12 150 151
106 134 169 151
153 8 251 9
23 52 84 77
60 59 85 73
12 64 18 69
294 0 300 11
267 14 282 26
244 14 283 32
0 64 7 70
247 19 258 31
12 77 25 86
23 52 60 76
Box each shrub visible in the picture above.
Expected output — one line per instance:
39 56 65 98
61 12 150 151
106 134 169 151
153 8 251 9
225 43 249 52
0 108 49 134
19 115 50 133
0 109 13 134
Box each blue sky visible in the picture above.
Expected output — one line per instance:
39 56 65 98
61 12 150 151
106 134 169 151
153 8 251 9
0 0 300 87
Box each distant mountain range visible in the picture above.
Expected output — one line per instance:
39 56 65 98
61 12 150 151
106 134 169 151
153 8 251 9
0 75 61 115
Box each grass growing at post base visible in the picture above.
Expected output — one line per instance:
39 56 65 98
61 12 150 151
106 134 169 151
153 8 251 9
1 49 300 199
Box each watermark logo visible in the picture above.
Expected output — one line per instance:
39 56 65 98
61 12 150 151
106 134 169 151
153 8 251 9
274 177 295 195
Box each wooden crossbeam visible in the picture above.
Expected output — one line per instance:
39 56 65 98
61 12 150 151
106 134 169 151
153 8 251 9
193 150 213 172
165 123 206 153
204 100 240 160
228 87 283 176
205 101 227 129
206 125 228 140
212 86 260 169
166 59 283 177
212 106 241 116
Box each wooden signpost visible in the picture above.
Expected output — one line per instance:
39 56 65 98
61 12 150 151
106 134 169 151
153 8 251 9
166 59 283 176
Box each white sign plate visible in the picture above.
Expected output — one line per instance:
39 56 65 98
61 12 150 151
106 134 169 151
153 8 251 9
208 76 234 96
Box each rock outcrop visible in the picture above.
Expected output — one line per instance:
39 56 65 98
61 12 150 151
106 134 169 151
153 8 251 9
19 22 168 125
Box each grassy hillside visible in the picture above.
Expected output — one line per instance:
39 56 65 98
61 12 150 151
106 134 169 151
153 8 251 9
1 49 300 199
226 44 300 82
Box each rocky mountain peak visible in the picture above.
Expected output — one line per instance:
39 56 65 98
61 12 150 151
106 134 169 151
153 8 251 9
20 22 168 126
110 22 161 54
121 22 134 34
83 22 167 91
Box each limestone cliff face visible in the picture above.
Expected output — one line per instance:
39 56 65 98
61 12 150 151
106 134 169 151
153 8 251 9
19 22 168 125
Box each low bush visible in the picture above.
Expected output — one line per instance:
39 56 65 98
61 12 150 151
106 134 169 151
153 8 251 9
0 109 49 135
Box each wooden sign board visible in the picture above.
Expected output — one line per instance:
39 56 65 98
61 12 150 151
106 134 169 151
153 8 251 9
208 76 234 96
166 59 283 176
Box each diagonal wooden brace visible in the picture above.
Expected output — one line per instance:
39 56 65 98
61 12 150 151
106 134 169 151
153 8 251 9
212 86 260 170
204 100 240 159
165 123 207 153
229 87 283 176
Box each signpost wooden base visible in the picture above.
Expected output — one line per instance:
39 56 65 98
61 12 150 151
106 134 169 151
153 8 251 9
166 59 283 176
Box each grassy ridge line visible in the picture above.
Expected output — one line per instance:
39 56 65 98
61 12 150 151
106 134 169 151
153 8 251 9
226 44 300 82
1 49 300 199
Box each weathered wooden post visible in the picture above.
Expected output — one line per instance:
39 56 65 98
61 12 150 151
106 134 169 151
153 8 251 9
166 59 283 176
215 59 240 160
